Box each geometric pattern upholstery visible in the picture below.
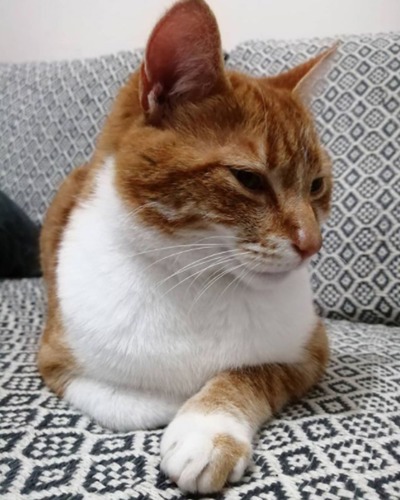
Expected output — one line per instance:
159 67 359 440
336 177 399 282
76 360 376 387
0 50 142 224
228 33 400 325
1 278 399 499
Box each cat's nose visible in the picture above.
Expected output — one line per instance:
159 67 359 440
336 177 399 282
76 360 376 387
291 228 322 260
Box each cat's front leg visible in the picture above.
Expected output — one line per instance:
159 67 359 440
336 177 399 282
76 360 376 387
160 320 329 494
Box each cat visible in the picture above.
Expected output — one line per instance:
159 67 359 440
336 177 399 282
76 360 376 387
38 0 336 494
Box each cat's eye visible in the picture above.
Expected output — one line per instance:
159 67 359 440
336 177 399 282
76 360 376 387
310 177 324 196
230 168 265 192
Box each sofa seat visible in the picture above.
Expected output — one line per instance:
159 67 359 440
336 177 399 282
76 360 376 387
1 278 399 499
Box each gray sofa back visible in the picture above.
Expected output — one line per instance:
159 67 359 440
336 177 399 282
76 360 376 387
0 51 142 223
0 34 399 325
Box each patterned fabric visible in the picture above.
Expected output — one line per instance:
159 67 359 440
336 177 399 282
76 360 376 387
228 33 400 326
0 50 143 224
1 278 399 499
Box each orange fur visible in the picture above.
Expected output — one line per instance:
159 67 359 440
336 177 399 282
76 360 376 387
39 0 334 491
177 321 329 491
39 165 94 394
183 320 329 422
211 434 252 488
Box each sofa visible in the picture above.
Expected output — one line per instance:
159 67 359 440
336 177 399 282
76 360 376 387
0 32 399 499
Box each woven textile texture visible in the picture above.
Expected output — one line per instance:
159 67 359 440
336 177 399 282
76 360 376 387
0 50 142 224
228 33 400 326
1 278 400 500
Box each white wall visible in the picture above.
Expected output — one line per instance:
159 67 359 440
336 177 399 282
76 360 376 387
0 0 399 63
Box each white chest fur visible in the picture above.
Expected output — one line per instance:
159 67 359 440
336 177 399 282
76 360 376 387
57 159 317 401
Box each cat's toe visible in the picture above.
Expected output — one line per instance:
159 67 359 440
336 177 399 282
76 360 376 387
162 436 214 492
228 453 250 483
160 412 251 494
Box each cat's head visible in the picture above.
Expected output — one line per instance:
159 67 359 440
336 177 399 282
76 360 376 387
111 0 336 282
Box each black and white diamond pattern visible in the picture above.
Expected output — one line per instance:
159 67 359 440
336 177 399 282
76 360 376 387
227 33 400 326
1 278 399 499
0 51 142 225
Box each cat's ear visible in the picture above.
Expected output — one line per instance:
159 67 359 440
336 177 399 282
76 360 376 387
139 0 227 119
267 44 338 105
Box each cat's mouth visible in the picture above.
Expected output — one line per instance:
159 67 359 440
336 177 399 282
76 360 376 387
225 253 299 288
244 267 292 283
248 268 291 278
232 252 302 275
233 266 292 290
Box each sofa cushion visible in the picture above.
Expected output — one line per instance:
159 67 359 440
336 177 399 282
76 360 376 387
228 34 400 326
0 50 143 225
1 278 399 499
0 191 41 279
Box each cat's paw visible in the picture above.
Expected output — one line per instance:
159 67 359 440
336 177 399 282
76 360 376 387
160 412 252 494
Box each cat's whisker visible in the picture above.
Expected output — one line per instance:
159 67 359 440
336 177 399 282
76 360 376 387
189 253 252 311
189 263 225 293
217 266 248 302
169 237 232 266
194 235 238 242
219 258 260 301
184 257 241 309
187 249 242 291
118 202 154 225
138 245 234 276
158 255 239 298
193 251 249 293
128 242 224 260
153 249 239 290
188 261 248 313
159 253 240 299
197 253 250 296
118 209 239 258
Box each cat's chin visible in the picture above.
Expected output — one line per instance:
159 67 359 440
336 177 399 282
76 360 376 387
231 261 308 290
240 268 292 290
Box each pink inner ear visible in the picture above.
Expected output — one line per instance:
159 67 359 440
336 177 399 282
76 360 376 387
141 0 225 113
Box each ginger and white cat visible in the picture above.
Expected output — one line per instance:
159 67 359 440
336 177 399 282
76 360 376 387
39 0 335 493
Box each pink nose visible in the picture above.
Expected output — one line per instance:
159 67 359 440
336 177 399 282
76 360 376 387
292 229 322 260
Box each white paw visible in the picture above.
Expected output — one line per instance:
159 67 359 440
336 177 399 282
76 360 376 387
160 412 252 494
